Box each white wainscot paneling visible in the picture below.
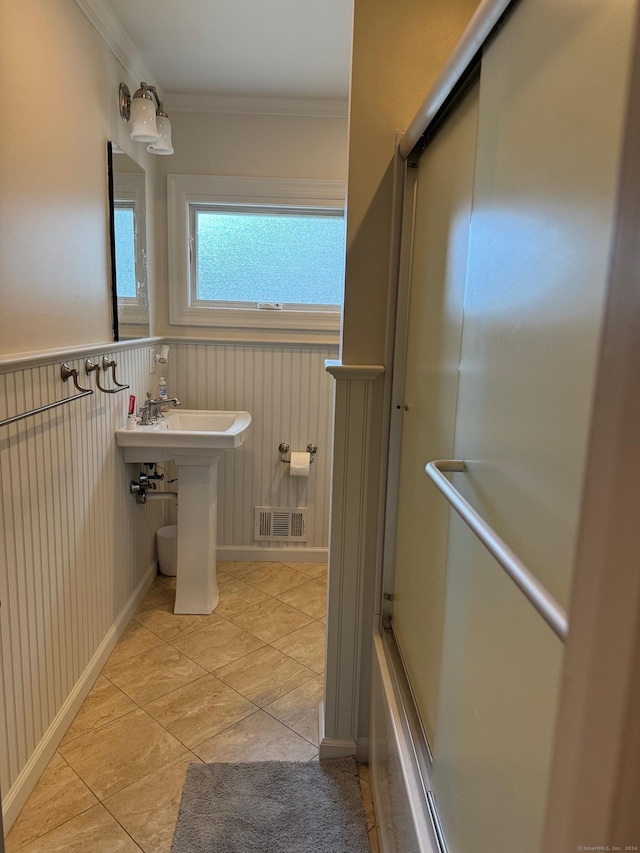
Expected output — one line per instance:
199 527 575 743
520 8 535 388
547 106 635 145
167 342 338 559
0 344 167 828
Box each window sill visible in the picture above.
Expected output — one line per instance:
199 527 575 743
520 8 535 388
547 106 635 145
167 306 340 346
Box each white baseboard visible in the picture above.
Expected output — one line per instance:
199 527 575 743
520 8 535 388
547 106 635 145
318 699 357 758
217 545 328 562
356 736 370 763
319 738 358 758
2 564 157 831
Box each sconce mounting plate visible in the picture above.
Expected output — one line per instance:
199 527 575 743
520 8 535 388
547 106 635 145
119 83 131 122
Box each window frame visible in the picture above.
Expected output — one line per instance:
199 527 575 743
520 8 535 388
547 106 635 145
168 174 346 337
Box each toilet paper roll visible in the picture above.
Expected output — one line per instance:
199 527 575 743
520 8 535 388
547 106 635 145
290 451 311 477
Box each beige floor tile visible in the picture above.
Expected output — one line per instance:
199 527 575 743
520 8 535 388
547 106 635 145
5 754 98 852
104 753 198 853
193 710 318 763
225 596 313 643
368 826 380 853
216 560 261 577
59 708 189 800
215 646 316 706
241 562 310 596
144 675 256 748
10 804 142 853
277 579 328 619
134 602 221 642
283 561 328 581
170 617 264 670
214 575 271 620
359 771 376 831
105 621 165 668
104 644 207 705
271 620 326 672
135 580 175 614
13 560 339 850
61 677 137 746
265 674 324 745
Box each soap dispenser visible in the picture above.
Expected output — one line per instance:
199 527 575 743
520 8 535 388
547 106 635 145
158 377 168 401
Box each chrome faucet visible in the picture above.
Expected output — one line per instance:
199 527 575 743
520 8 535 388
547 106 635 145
139 393 181 425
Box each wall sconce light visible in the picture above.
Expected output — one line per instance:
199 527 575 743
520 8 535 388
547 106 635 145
119 82 174 156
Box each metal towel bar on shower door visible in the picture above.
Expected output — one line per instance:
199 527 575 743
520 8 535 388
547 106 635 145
425 459 569 642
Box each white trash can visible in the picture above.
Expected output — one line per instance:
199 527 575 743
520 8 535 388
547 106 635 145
157 525 178 576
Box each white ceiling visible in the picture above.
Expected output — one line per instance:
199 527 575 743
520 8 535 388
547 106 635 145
107 0 353 102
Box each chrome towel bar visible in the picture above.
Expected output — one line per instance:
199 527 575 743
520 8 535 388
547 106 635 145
425 460 569 642
0 364 93 429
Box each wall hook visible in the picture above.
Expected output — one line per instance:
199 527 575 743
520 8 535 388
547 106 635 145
85 358 129 394
102 356 129 389
61 363 91 393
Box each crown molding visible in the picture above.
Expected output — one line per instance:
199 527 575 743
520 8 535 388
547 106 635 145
164 92 349 118
74 0 162 95
74 1 347 118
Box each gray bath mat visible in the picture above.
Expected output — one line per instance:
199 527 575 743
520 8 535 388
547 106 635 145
171 758 371 853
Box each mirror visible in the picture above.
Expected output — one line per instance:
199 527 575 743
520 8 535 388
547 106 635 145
107 142 150 340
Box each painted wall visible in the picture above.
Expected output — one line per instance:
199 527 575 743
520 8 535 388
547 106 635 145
0 2 168 828
151 108 348 552
0 6 346 830
325 0 481 755
0 0 158 357
154 108 349 338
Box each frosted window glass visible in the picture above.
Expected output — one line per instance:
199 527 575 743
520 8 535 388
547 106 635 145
114 206 136 298
194 210 345 305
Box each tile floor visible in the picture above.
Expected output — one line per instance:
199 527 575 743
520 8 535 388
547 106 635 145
5 561 379 852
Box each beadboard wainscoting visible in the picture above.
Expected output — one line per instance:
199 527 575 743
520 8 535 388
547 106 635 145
321 363 385 761
0 343 167 829
166 341 339 560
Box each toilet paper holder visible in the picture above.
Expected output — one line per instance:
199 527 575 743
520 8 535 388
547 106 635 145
279 442 317 464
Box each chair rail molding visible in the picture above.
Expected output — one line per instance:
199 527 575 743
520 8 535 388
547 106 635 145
321 360 385 759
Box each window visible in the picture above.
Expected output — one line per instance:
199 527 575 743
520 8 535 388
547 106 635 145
168 175 346 338
113 204 137 298
112 169 149 326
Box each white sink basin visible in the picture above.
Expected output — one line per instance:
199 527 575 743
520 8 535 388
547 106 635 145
116 409 252 463
116 408 252 616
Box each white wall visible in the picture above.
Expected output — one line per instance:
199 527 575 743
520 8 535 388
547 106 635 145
154 108 349 339
323 0 482 759
0 15 347 831
0 0 158 357
150 107 347 553
166 341 336 556
0 344 166 829
0 2 167 829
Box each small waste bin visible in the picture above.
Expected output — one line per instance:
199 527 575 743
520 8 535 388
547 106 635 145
157 525 177 576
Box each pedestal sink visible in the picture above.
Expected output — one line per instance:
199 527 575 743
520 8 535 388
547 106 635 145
116 410 251 615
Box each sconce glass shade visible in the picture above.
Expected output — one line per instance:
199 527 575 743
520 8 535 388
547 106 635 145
148 115 174 155
129 94 159 143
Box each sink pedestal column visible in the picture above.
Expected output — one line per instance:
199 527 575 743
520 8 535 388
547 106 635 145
173 456 220 615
